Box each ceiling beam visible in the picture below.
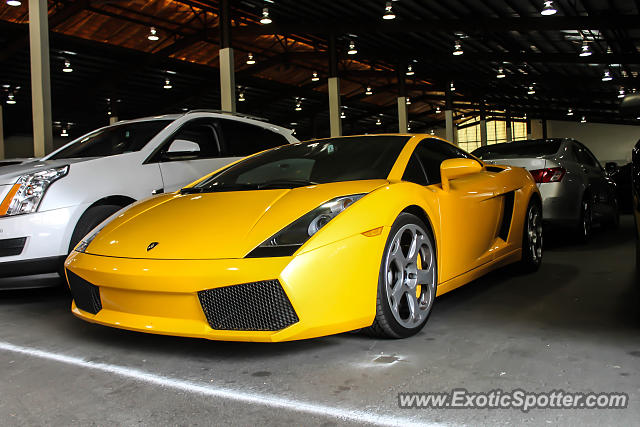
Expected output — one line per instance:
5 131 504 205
236 15 640 37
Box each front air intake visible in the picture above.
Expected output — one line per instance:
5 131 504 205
198 280 299 331
66 270 102 315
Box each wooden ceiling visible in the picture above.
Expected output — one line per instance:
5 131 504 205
0 0 639 139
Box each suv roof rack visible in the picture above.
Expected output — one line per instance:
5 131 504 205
184 109 268 123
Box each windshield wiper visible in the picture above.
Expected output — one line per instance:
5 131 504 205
179 187 203 194
257 179 319 189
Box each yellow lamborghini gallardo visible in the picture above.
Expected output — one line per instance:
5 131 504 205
65 135 542 342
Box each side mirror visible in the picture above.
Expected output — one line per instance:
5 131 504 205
605 162 619 175
162 139 201 161
441 158 483 191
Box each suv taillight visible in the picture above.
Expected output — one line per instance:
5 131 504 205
530 167 566 183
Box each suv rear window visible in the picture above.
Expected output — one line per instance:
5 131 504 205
472 139 562 160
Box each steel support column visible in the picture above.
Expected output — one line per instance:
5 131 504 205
445 85 454 143
219 0 235 112
328 34 341 137
505 110 513 142
29 0 53 157
0 105 4 160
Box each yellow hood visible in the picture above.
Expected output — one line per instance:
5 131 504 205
85 180 387 259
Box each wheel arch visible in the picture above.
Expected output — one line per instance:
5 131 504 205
87 195 137 210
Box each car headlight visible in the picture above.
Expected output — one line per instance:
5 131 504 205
0 165 69 217
74 205 132 253
246 194 365 258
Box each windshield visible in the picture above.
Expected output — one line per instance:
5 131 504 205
49 120 172 160
472 139 563 160
188 135 409 192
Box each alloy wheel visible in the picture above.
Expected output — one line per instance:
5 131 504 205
384 224 436 328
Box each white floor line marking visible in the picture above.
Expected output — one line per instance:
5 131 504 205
0 341 444 427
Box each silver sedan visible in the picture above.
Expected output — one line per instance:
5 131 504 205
473 138 618 242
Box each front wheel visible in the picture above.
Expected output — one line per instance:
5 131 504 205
519 199 543 272
365 213 437 339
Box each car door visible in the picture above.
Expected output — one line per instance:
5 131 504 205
152 118 230 193
574 142 610 219
407 139 504 281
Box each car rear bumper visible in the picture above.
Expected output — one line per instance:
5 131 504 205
64 230 386 342
538 183 580 224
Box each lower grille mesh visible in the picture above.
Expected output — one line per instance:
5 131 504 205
66 270 102 315
198 280 299 331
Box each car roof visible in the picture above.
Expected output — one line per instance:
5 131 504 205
111 110 294 135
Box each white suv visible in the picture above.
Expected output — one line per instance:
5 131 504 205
0 110 297 284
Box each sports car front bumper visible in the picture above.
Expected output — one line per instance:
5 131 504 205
64 230 386 342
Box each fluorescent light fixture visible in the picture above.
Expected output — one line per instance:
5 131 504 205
148 27 159 41
163 78 172 89
61 128 69 137
238 92 245 102
567 108 574 116
453 40 463 56
311 71 319 82
406 64 415 76
406 97 411 105
260 7 272 24
383 2 396 20
580 116 587 123
579 41 592 57
496 67 506 78
246 53 256 65
62 59 73 73
365 86 373 95
376 118 382 125
541 1 557 16
618 88 625 98
7 0 21 6
6 92 16 104
348 40 357 55
602 69 612 81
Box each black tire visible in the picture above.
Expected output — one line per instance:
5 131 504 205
68 204 122 253
364 213 437 339
519 199 543 273
577 196 593 244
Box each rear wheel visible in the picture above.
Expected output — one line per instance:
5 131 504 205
365 213 437 339
519 199 543 272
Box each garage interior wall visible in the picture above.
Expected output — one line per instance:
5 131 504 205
547 120 640 164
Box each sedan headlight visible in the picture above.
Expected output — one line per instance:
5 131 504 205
0 166 69 217
246 194 365 258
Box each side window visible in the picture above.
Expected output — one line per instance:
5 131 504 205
402 154 429 186
415 139 475 184
219 120 288 157
157 118 221 161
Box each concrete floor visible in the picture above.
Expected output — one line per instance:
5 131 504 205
1 217 638 426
